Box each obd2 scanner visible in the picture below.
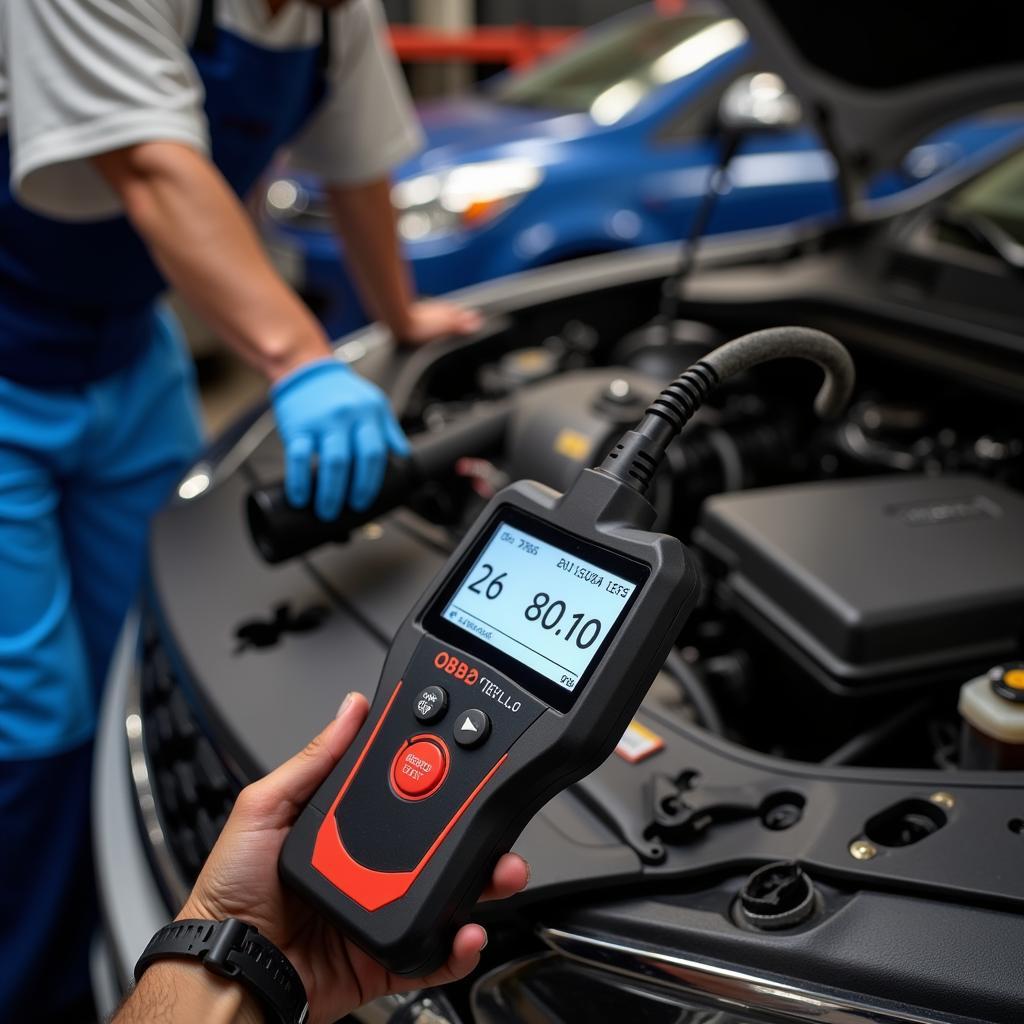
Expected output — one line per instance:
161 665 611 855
279 327 855 976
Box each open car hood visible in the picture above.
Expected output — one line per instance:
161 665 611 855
725 0 1024 202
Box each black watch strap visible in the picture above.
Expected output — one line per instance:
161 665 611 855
135 918 308 1024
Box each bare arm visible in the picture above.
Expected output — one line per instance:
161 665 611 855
113 962 261 1024
326 176 414 338
326 177 483 345
93 142 331 382
110 695 529 1024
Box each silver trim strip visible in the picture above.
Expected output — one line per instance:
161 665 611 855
124 627 192 908
540 927 974 1024
93 612 180 998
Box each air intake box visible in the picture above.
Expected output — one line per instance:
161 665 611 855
695 475 1024 694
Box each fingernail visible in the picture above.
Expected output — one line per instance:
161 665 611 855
479 931 488 951
336 692 357 718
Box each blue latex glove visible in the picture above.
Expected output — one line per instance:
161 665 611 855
271 358 410 520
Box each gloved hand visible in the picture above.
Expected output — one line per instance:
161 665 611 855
271 358 409 521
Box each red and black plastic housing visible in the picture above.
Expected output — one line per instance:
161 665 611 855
279 468 700 975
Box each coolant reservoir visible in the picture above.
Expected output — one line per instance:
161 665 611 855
959 663 1024 769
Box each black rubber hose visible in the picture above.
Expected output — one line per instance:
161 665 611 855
700 326 856 420
248 455 415 564
662 647 726 736
247 400 512 564
822 699 929 767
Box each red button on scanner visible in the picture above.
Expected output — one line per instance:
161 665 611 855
390 736 449 800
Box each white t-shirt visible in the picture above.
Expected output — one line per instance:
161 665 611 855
0 0 423 221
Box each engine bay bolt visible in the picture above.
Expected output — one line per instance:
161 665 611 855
974 436 1020 462
736 861 817 931
929 791 955 810
407 1000 453 1024
849 839 878 861
605 378 633 402
759 791 806 832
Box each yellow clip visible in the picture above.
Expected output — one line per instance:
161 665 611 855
554 429 590 461
1003 668 1024 691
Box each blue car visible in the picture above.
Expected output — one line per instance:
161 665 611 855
261 4 1024 337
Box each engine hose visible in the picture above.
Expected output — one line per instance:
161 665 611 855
662 647 726 735
600 327 855 495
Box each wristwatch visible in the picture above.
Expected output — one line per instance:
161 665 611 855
135 918 308 1024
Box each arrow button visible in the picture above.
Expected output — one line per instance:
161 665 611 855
453 708 490 748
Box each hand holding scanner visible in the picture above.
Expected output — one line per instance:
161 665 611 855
279 327 855 976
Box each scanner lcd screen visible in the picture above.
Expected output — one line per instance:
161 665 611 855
440 520 638 692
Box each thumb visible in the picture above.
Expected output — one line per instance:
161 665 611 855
254 692 369 820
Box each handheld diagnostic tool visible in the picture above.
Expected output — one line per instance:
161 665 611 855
279 327 855 976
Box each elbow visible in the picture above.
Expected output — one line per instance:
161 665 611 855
91 141 200 229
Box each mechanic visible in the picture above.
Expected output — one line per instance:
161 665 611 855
111 693 529 1024
0 0 481 1018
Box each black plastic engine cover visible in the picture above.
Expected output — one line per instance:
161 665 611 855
695 474 1024 693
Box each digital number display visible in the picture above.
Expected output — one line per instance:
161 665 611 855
440 521 639 691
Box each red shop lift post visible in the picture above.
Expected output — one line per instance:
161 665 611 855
388 23 577 71
387 1 687 71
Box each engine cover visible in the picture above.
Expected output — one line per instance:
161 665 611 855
695 474 1024 694
504 368 659 493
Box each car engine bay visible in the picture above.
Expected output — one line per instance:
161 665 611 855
387 304 1024 773
138 238 1024 1021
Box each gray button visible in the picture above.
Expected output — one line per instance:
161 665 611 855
453 708 490 748
414 685 448 723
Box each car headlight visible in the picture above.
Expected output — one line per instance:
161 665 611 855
264 160 543 240
392 159 543 241
264 177 331 230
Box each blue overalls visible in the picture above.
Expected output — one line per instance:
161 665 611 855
0 4 330 1015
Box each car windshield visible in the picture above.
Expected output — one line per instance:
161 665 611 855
944 145 1024 245
492 13 747 125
